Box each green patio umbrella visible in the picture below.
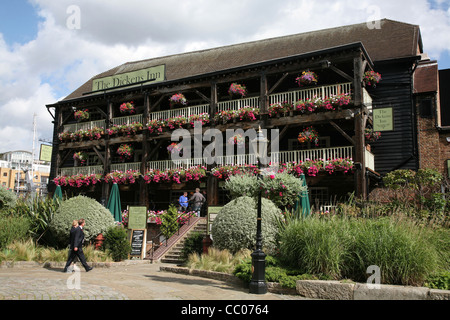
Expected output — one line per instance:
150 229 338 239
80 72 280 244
107 183 122 222
53 185 63 202
294 174 311 218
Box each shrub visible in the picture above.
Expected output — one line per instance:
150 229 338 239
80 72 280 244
181 232 204 262
49 195 115 248
224 173 305 209
278 215 445 286
425 271 450 290
0 187 17 211
187 248 251 273
211 196 283 254
103 226 131 261
160 204 179 239
0 215 31 249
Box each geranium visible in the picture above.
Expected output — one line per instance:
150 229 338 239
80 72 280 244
214 110 237 123
298 127 320 146
147 119 165 135
143 166 207 184
165 115 187 129
169 93 187 107
73 151 88 166
104 170 140 184
228 83 247 98
167 142 182 155
324 158 354 175
119 101 135 114
74 109 90 121
363 71 382 87
238 106 259 122
177 211 196 225
268 102 292 117
117 144 134 161
53 173 102 188
188 113 210 127
211 164 259 180
296 70 318 87
364 128 381 142
227 134 245 147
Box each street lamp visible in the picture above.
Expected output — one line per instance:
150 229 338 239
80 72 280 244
249 126 269 294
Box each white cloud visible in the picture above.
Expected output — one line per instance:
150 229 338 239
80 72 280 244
0 0 450 155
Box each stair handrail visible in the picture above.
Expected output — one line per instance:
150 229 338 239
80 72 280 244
149 214 197 261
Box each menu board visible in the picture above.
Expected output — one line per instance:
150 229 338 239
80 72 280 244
130 229 145 258
127 206 147 230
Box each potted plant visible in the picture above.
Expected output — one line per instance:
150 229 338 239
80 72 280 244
228 83 247 98
296 70 318 87
119 101 136 114
363 71 382 88
74 109 90 121
169 93 187 107
298 127 320 146
167 142 182 155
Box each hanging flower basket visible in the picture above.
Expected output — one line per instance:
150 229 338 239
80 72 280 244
228 83 247 98
73 151 88 166
167 142 182 155
74 109 90 122
169 93 187 107
227 134 245 147
117 144 134 162
119 101 136 114
298 127 320 146
364 128 381 142
363 71 382 88
296 71 318 87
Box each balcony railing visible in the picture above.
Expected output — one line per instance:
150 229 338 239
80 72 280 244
59 146 365 176
63 82 357 132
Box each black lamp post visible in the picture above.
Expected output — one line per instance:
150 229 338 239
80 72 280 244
249 126 268 294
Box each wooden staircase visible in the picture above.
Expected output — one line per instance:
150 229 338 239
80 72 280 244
149 217 207 264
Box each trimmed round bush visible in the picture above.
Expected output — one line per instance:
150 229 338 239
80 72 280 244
211 196 282 253
49 195 115 248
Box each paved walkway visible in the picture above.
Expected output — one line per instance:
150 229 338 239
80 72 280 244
0 262 305 301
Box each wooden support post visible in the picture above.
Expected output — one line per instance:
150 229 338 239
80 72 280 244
260 72 269 128
206 82 219 206
140 93 150 207
353 55 367 199
102 100 113 204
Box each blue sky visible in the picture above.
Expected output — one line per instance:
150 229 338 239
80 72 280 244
0 0 450 154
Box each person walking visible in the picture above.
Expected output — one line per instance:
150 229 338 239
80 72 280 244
65 220 79 272
189 188 205 217
63 218 93 273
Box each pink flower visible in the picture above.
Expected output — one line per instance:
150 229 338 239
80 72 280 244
270 174 275 179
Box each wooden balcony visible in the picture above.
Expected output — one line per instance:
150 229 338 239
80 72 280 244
62 82 364 133
59 146 375 176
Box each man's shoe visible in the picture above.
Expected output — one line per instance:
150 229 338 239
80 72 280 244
86 267 93 272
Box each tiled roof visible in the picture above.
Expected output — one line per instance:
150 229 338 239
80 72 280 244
63 19 421 101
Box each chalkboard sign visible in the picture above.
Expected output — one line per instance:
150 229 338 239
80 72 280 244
129 229 146 258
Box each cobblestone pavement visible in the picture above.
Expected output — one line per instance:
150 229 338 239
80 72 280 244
0 262 306 301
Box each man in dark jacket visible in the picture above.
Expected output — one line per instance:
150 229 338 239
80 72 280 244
63 218 93 273
189 188 205 217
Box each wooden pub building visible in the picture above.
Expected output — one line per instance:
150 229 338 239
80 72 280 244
46 19 445 212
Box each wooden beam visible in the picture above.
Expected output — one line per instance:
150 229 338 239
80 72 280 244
195 89 211 103
329 121 355 145
92 146 105 165
329 65 353 82
268 72 289 95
